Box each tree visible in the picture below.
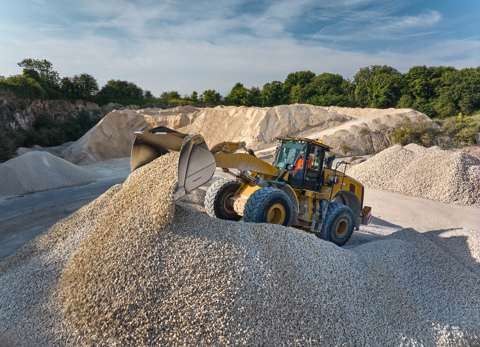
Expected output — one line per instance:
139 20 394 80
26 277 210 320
1 74 45 99
97 79 144 103
60 77 76 97
354 65 403 108
159 91 181 104
73 73 99 99
341 79 356 105
200 89 222 104
302 73 351 106
261 81 285 106
399 65 450 116
247 87 262 106
226 82 249 105
284 71 316 91
283 71 316 103
18 58 59 85
190 91 198 102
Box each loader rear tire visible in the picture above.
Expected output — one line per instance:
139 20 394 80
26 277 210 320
243 187 293 227
316 203 354 246
204 179 242 221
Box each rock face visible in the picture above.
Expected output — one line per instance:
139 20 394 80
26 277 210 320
0 91 101 131
60 104 437 164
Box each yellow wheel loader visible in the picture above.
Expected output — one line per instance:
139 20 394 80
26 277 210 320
131 126 372 246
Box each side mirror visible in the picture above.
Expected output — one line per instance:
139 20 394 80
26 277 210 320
325 154 335 169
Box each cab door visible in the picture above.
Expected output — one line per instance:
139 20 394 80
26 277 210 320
303 145 325 191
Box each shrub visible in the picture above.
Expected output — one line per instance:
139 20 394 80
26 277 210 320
0 126 25 162
0 75 45 99
391 118 440 146
360 127 370 135
441 113 480 145
339 144 352 156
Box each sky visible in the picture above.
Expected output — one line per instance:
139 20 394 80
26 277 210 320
0 0 479 97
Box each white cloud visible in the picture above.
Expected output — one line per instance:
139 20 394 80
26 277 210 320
0 0 478 97
385 10 442 31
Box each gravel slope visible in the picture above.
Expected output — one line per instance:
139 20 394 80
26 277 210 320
0 153 479 346
0 151 99 196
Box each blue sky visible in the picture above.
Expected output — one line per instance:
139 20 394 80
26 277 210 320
1 0 479 97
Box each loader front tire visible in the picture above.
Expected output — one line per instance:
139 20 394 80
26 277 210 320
316 203 354 246
205 179 242 221
243 187 293 227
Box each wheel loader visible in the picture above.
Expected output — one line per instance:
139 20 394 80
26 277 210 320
131 126 372 246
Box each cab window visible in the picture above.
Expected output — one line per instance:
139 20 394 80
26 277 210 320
273 140 306 169
304 145 324 191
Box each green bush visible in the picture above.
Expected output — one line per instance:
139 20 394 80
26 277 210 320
440 113 480 145
22 109 101 149
0 75 45 99
391 118 441 146
339 144 352 156
0 126 25 162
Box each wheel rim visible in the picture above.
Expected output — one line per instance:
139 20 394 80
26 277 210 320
223 192 235 214
266 203 286 224
335 218 348 238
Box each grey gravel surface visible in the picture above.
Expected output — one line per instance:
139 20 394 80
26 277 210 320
0 153 479 346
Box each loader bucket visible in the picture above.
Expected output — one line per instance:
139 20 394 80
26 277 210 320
130 126 188 171
130 126 216 201
174 134 216 201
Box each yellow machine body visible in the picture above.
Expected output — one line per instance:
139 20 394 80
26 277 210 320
130 126 371 244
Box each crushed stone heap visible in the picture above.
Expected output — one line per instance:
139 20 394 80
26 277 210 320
347 143 480 206
60 105 434 164
0 153 479 346
0 151 99 195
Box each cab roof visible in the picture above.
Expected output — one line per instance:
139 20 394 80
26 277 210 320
278 137 332 150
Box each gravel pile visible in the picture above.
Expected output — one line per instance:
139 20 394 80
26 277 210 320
0 151 99 196
1 153 479 346
347 144 480 206
460 146 480 159
0 183 122 346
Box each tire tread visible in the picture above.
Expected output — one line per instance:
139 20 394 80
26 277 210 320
204 179 241 220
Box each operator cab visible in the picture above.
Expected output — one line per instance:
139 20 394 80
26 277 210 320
273 138 331 191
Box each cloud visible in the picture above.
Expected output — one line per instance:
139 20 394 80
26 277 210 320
384 10 442 31
0 0 478 97
312 8 443 44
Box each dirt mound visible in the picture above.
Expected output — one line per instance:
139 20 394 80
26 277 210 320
347 144 480 206
60 105 434 164
179 104 351 150
1 153 479 346
0 151 99 195
60 107 197 165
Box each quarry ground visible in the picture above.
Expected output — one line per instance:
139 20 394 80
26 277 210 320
1 157 478 261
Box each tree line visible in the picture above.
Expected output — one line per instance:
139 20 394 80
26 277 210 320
1 58 480 119
223 65 480 119
1 58 479 161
